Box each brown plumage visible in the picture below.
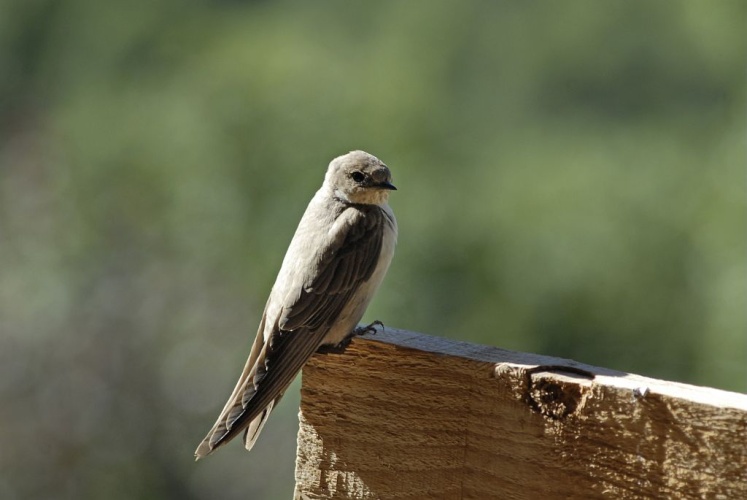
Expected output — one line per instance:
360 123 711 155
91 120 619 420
195 151 397 459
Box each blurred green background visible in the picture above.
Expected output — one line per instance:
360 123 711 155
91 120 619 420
1 1 745 498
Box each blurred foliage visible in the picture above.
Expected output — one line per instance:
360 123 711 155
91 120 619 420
1 1 745 499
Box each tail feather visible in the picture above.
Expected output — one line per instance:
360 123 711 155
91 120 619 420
243 401 274 452
194 314 269 461
194 303 328 460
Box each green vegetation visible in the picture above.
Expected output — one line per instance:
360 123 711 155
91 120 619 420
1 1 744 499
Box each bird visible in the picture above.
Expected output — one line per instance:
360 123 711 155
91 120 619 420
194 150 398 459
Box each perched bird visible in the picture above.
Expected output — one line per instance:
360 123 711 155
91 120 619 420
195 150 398 459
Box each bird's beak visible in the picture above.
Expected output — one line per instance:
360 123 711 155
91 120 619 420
377 181 397 191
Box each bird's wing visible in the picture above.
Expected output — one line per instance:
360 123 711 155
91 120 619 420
194 205 385 458
279 205 384 331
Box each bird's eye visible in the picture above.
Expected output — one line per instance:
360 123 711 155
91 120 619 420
350 171 365 183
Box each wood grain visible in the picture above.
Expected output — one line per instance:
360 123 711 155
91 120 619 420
294 328 747 499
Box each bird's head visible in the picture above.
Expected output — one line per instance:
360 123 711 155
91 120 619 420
325 150 396 205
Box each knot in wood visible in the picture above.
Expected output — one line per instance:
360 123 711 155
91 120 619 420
526 367 594 420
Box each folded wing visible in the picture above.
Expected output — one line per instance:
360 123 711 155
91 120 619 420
194 206 385 458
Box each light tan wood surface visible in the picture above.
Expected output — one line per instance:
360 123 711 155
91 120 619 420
294 328 747 499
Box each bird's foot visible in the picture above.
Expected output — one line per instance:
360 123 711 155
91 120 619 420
353 320 383 337
315 321 384 355
315 337 353 355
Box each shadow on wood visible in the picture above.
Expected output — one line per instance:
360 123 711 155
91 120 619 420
294 328 747 499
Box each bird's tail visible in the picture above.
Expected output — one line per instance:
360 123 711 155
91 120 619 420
194 313 271 460
194 402 276 460
243 400 275 452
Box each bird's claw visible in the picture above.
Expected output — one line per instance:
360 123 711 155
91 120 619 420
315 321 384 355
315 337 353 355
352 320 383 337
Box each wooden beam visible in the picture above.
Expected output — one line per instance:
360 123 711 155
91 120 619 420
294 328 747 499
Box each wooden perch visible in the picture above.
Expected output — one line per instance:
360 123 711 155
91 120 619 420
294 328 747 499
